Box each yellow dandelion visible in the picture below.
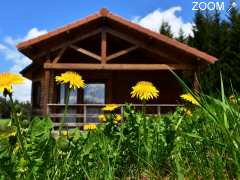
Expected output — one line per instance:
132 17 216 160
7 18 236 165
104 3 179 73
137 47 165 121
0 72 25 94
55 71 85 89
113 114 122 124
98 114 107 123
102 104 119 112
63 130 68 137
131 81 159 101
180 93 200 106
84 124 97 130
182 107 192 117
229 95 237 104
13 143 20 155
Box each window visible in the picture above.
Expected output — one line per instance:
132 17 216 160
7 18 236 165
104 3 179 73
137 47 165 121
84 83 105 122
58 84 78 123
59 84 78 104
84 83 105 104
32 81 41 108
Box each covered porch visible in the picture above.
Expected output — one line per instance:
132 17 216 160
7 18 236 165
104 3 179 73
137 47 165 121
44 69 184 127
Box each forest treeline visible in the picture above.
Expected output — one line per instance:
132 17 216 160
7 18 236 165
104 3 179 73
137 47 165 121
160 6 240 95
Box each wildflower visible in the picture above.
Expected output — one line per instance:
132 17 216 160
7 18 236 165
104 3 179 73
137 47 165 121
113 114 122 124
84 124 97 130
13 143 20 155
182 107 192 117
63 131 68 137
102 104 119 112
131 81 159 101
229 95 237 104
55 71 85 89
0 72 25 96
180 93 200 106
98 114 107 123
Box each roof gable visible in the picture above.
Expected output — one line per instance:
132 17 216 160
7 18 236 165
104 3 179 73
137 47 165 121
17 8 217 64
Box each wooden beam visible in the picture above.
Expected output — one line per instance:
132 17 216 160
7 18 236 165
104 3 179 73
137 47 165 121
106 45 138 61
193 71 200 92
34 28 102 60
101 29 107 63
70 45 101 61
52 47 67 63
44 63 193 70
43 69 50 115
106 28 179 63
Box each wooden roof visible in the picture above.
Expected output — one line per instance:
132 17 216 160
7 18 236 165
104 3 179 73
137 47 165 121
17 8 217 64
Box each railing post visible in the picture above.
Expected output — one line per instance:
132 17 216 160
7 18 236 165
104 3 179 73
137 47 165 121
157 106 161 116
83 105 87 124
120 105 124 117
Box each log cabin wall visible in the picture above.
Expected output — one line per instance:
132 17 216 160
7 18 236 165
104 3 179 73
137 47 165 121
31 70 45 116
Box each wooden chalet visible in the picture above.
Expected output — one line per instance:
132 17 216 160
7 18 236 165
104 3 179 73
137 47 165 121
17 8 217 126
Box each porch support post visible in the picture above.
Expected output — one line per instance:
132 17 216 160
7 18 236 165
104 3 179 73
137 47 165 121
43 58 51 115
193 71 200 92
101 27 107 64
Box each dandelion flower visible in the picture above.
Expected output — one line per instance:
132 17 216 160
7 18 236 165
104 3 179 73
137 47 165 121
84 124 97 130
63 131 68 137
182 107 192 117
113 114 122 124
131 81 159 101
229 95 237 104
180 93 200 106
98 114 107 123
102 104 119 112
55 71 85 89
0 72 25 94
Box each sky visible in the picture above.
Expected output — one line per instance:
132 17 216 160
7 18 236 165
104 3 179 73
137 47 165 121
0 0 233 101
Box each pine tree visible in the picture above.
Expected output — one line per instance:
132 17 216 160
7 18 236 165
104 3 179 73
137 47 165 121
176 28 187 43
188 9 238 94
159 21 173 38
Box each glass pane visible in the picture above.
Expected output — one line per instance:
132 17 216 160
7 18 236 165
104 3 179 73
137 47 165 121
59 85 77 104
59 84 65 104
84 83 105 123
84 84 105 104
69 89 77 104
59 84 77 123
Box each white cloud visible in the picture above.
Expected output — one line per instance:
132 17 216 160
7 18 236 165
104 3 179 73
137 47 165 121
0 28 47 102
132 6 193 37
24 28 48 40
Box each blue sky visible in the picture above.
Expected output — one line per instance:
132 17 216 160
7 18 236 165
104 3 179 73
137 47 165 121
0 0 233 101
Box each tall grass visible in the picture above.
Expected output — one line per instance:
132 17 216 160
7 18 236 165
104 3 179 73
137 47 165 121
1 74 240 179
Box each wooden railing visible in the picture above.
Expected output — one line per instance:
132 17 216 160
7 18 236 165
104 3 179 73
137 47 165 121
47 104 180 128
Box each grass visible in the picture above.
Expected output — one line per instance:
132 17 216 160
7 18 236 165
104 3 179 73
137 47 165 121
1 74 240 179
0 119 10 126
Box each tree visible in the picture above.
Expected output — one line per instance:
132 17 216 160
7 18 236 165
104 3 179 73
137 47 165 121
159 21 173 38
0 97 11 118
188 9 240 94
176 28 187 43
0 97 31 119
